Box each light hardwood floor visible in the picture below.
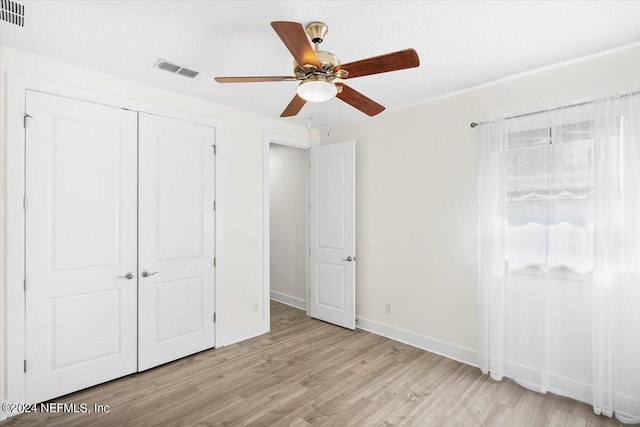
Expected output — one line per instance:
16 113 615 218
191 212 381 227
1 301 625 426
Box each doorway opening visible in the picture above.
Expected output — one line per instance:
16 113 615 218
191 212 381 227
263 133 311 329
269 143 309 312
263 133 356 331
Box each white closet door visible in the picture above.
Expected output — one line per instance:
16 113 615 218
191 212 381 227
25 91 138 403
138 113 216 371
309 141 356 329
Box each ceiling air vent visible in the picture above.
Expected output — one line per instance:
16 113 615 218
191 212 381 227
1 0 25 27
157 60 181 73
155 59 199 79
177 68 199 78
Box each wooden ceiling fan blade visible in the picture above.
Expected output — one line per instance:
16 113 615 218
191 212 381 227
281 94 307 117
336 48 419 79
214 76 297 83
271 21 320 68
336 83 385 116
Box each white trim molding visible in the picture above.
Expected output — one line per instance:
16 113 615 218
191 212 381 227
6 73 28 408
272 295 479 370
270 291 306 311
263 131 312 150
213 126 225 355
221 322 269 347
1 399 8 421
355 316 479 368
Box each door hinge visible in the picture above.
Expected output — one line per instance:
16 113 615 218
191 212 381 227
23 195 27 211
23 278 26 292
23 360 27 373
213 313 216 323
211 145 217 155
23 113 32 128
213 201 216 211
213 257 216 267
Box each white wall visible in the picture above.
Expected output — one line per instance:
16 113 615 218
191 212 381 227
320 44 640 358
269 144 308 304
0 46 313 400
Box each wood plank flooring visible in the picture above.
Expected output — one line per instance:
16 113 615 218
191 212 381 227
1 301 625 426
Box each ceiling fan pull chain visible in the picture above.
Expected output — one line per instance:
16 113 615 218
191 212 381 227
326 99 331 137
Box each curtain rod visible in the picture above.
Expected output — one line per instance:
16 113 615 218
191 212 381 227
469 90 640 128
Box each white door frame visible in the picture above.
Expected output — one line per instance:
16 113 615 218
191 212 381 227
263 131 312 326
3 72 225 408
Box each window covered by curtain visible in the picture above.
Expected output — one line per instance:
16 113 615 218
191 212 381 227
478 94 640 423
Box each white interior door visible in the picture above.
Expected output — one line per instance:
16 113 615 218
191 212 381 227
309 140 356 329
138 113 216 371
25 91 138 403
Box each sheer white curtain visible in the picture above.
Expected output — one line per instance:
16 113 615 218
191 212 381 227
478 93 640 423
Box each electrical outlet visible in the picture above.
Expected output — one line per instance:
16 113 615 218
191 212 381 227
385 303 392 314
253 302 259 312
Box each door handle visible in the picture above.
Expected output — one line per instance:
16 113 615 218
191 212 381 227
117 272 134 280
141 270 159 278
342 256 354 262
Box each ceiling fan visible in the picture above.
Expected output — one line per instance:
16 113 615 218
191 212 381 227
214 21 420 118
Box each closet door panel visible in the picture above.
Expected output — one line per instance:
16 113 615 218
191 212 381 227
138 113 216 371
25 91 138 403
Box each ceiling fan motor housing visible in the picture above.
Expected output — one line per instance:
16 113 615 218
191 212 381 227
294 50 347 81
294 50 339 70
305 21 328 44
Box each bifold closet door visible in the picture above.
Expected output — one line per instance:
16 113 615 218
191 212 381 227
138 113 216 371
25 91 138 404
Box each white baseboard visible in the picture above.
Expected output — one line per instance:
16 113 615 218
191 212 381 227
270 290 306 311
221 322 269 347
268 294 478 369
504 361 640 424
355 316 479 368
353 317 638 423
268 295 479 368
1 398 10 421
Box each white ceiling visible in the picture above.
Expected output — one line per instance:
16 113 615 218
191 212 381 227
2 1 640 128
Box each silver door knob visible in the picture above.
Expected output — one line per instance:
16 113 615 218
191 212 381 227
342 256 354 262
141 270 159 278
118 272 134 280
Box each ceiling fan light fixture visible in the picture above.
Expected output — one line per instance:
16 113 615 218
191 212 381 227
296 80 337 103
